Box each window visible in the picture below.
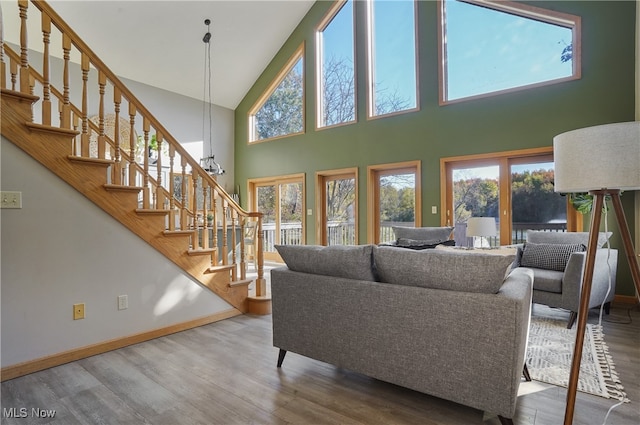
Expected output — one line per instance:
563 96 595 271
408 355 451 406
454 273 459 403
366 0 418 118
249 45 304 143
316 0 356 128
441 148 581 246
316 168 358 245
439 0 581 104
248 174 305 261
367 161 421 244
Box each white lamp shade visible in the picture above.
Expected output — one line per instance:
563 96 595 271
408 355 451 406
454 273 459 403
553 121 640 193
466 217 497 237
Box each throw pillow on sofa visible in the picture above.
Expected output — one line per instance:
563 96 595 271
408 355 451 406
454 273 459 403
395 238 456 250
275 244 377 281
520 242 586 272
392 226 454 244
374 246 515 294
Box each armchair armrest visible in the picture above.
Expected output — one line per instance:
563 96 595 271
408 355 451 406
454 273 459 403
562 249 618 310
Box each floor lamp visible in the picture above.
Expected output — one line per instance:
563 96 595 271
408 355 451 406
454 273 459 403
553 121 640 424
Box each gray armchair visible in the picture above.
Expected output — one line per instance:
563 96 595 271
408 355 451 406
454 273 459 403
520 231 617 328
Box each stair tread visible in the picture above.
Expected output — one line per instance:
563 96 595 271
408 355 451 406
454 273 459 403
68 155 113 166
26 123 79 137
247 295 272 301
187 248 216 256
104 184 144 192
207 264 234 273
229 278 253 288
163 230 194 237
135 208 169 216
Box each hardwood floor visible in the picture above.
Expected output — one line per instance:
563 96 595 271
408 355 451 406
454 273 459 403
2 303 638 425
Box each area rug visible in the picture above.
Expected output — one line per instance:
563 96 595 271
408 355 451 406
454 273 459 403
526 316 628 402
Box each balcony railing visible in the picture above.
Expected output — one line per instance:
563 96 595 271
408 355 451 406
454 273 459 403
259 221 567 250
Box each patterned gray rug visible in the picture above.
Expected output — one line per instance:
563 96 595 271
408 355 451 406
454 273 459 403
526 316 628 401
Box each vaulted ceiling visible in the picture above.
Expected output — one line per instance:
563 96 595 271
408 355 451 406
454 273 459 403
41 0 315 110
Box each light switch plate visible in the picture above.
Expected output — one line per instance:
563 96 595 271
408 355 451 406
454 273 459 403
1 191 22 209
118 295 128 310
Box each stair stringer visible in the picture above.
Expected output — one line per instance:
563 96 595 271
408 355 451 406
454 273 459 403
1 91 248 313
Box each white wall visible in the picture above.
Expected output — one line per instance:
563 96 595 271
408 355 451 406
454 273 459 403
1 137 232 367
122 77 236 194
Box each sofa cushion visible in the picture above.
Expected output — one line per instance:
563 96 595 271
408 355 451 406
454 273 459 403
275 244 376 281
530 268 564 293
373 246 515 294
526 230 612 248
395 238 456 250
392 226 454 243
520 242 586 272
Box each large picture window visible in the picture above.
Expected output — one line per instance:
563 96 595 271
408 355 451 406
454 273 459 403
316 0 356 128
249 45 304 143
439 0 581 104
366 0 418 118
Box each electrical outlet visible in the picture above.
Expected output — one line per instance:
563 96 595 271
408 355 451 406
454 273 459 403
73 303 85 320
431 206 438 214
118 295 128 310
1 191 22 209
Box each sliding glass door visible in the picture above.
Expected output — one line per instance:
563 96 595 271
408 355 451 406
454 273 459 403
249 174 305 261
443 148 580 246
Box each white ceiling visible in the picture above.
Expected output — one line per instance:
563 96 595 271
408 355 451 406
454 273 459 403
40 0 315 110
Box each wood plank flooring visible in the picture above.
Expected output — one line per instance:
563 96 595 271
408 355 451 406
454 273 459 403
2 303 638 425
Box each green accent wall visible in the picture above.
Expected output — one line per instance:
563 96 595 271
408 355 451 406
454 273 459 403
235 1 637 296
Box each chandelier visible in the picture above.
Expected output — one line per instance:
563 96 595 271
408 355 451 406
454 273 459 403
200 18 225 176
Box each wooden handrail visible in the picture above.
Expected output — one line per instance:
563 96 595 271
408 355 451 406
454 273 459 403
26 0 245 214
1 0 266 295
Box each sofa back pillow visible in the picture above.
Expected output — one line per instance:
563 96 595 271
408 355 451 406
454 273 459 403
526 230 611 248
374 246 515 294
395 238 456 250
275 244 376 281
520 242 586 272
392 226 454 243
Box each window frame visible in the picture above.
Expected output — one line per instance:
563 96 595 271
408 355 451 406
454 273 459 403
437 0 582 105
365 0 420 120
440 147 582 245
247 173 306 262
315 0 357 130
367 160 422 244
247 43 305 144
316 167 359 245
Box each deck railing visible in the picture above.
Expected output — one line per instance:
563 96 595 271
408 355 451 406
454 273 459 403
261 221 568 248
1 0 265 292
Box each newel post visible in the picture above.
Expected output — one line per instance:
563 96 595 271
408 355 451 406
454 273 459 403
255 213 266 297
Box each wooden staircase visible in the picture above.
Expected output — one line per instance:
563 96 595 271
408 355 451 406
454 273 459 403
0 0 269 315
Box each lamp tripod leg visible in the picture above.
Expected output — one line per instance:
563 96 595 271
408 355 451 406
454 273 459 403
564 190 640 424
563 191 604 425
610 193 640 302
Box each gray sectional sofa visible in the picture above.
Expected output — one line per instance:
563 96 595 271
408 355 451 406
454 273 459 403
271 244 533 424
